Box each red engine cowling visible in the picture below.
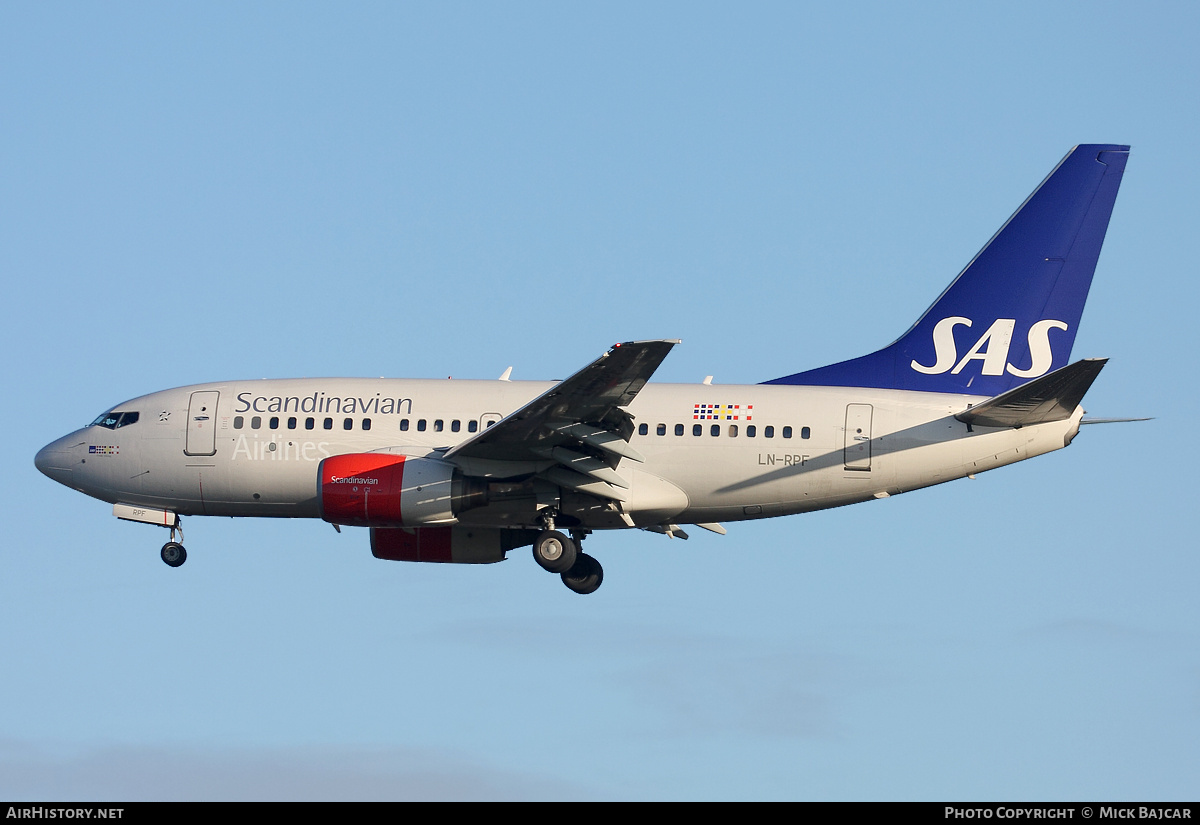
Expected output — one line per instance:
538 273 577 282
318 454 460 527
371 526 538 564
371 526 506 564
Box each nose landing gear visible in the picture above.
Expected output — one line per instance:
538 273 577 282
160 522 186 568
161 541 187 567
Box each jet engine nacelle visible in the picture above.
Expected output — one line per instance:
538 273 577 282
318 453 485 527
370 526 535 564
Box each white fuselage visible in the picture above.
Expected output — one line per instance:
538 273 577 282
36 377 1082 529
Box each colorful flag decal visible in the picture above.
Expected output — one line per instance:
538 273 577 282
693 404 752 421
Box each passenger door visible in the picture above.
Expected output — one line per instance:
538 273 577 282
844 404 872 471
185 391 220 456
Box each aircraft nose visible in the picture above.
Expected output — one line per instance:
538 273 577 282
35 438 77 484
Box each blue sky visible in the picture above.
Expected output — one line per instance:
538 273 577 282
2 1 1197 800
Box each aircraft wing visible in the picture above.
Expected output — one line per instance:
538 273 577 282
441 340 679 500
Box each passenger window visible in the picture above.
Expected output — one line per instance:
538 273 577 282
710 424 720 437
343 418 353 430
323 418 333 430
400 419 409 431
638 423 648 436
305 417 315 430
451 420 461 432
693 424 702 436
287 417 297 430
417 419 427 432
801 426 810 439
432 419 442 432
783 426 792 439
251 416 262 429
362 418 371 431
233 416 244 429
269 416 279 429
675 424 684 436
657 423 666 436
729 425 738 437
486 420 495 427
468 420 478 433
747 425 756 437
765 426 774 438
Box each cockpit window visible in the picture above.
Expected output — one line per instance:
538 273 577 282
91 411 140 430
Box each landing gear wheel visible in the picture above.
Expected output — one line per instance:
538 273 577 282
161 541 187 568
532 530 577 574
561 553 604 595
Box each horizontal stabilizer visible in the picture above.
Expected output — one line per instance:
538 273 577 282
956 358 1107 428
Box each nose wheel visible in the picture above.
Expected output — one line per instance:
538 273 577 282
159 521 187 567
161 541 187 567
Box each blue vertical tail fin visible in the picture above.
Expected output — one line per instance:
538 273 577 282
765 144 1129 396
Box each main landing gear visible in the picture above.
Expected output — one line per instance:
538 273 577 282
532 529 577 573
532 515 604 595
160 523 187 567
560 552 603 595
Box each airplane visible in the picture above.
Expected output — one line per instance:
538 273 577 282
35 144 1132 595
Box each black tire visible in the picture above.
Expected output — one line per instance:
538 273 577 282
161 542 187 568
561 553 604 595
532 530 577 574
